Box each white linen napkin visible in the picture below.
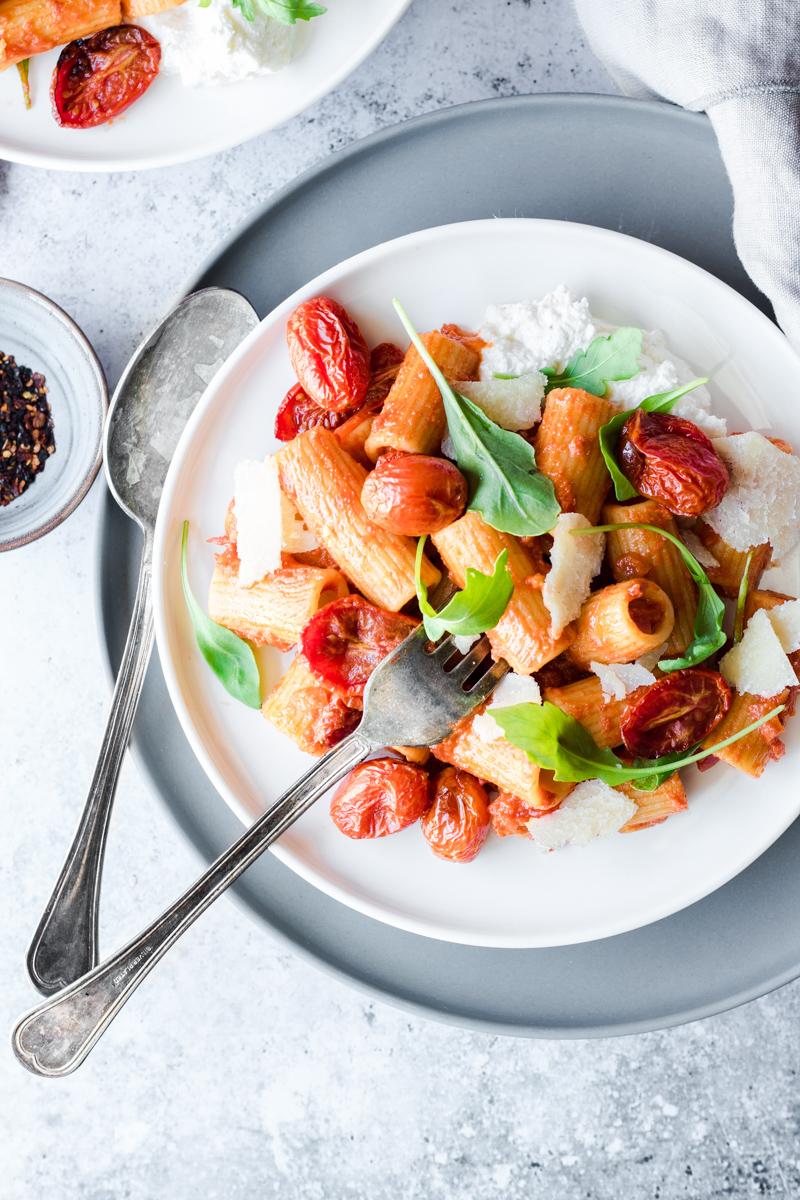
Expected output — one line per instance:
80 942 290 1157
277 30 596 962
574 0 800 350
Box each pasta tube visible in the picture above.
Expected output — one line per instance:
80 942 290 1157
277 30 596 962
433 706 573 810
603 499 695 655
704 587 798 776
122 0 183 15
617 775 688 832
567 579 675 669
365 331 479 459
433 511 573 674
0 0 121 69
262 655 358 757
534 387 618 522
208 558 348 652
542 676 624 748
277 427 439 611
695 521 771 598
701 691 790 777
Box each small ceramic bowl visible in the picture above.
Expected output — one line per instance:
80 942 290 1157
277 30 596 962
0 279 107 551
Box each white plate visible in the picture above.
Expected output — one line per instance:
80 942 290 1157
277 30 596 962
153 218 800 948
0 0 410 172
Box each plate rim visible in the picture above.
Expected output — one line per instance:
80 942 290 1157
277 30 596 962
0 0 412 173
153 211 800 949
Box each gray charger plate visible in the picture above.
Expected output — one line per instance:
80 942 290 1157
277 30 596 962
99 95 799 1037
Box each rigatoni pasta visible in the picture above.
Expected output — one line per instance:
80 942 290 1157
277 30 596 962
542 676 624 748
433 510 573 674
434 706 573 810
208 557 348 652
0 0 121 69
603 499 696 655
277 426 439 611
567 579 675 669
534 387 618 522
694 521 771 598
365 331 479 459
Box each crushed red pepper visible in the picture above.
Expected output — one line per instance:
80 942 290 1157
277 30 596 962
0 352 55 506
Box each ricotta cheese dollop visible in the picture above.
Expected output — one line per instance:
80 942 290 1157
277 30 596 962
145 1 297 88
478 287 726 436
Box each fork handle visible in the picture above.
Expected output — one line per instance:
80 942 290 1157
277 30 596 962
27 545 155 996
13 732 370 1077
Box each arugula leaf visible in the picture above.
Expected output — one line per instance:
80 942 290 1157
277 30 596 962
733 549 754 645
598 378 709 501
574 522 726 671
542 327 643 397
492 700 785 786
414 537 514 642
16 59 31 110
180 521 261 709
393 300 560 536
224 0 326 23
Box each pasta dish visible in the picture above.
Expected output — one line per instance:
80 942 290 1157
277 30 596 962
180 287 800 863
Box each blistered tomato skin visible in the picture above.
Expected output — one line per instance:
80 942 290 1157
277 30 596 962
621 668 732 758
365 343 404 405
274 382 351 441
286 297 370 414
618 409 729 517
361 451 468 536
301 595 417 696
488 792 535 838
331 759 431 839
52 26 161 129
421 768 490 862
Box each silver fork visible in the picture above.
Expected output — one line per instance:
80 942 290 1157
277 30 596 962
13 626 507 1077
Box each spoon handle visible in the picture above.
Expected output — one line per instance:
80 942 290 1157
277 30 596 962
13 733 369 1076
27 547 154 995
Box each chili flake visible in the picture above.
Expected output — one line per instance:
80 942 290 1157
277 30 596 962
0 352 55 507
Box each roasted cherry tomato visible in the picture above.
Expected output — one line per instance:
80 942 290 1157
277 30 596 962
361 451 468 536
618 409 729 517
621 668 732 758
301 595 417 695
330 758 430 838
52 25 160 129
274 382 352 442
286 296 370 414
421 768 490 862
364 343 404 405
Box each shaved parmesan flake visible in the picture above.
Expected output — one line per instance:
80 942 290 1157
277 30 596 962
720 608 798 698
457 374 545 431
704 432 800 561
769 599 800 654
474 672 542 742
542 513 604 637
528 780 635 850
453 634 480 655
590 660 656 701
679 529 719 568
234 459 283 587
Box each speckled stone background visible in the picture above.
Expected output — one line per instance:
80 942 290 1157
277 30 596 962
3 3 800 1197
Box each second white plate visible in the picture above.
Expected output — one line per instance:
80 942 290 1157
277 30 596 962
0 0 411 171
153 218 800 948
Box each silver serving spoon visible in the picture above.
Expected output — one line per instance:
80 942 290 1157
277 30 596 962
27 288 259 996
